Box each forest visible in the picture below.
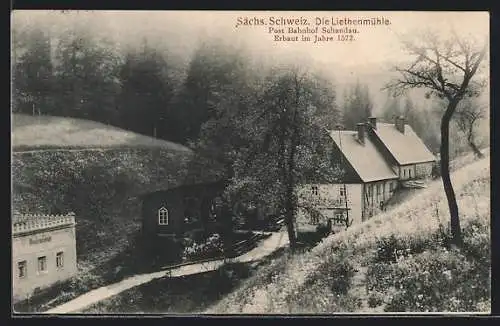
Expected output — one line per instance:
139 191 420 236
11 13 489 244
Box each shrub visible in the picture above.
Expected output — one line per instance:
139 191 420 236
367 291 385 308
329 260 356 295
384 248 489 312
374 233 440 264
461 218 491 268
366 262 396 293
182 233 224 261
289 247 356 313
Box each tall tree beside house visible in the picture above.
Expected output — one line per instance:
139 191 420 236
227 66 341 250
117 40 175 139
52 26 122 125
11 26 55 116
385 29 488 247
342 81 373 130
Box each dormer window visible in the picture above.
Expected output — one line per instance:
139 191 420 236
158 206 169 225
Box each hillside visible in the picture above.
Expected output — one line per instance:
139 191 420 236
11 114 224 211
206 155 490 313
11 114 225 311
12 114 191 152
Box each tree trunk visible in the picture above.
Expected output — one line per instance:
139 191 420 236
285 137 298 251
440 101 462 247
467 129 484 158
280 122 298 250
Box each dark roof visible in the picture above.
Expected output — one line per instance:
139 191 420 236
137 179 226 198
371 123 436 165
329 130 399 183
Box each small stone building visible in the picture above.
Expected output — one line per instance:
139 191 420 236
12 212 77 303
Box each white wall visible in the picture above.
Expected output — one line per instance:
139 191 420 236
361 179 398 220
12 226 77 302
296 183 363 230
399 163 433 180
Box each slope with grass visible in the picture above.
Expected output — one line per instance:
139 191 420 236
11 114 224 311
12 114 191 152
206 154 490 313
12 114 223 216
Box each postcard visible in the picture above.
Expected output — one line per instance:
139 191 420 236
11 10 490 315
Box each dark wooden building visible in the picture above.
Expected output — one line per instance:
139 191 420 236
140 181 226 238
139 178 227 262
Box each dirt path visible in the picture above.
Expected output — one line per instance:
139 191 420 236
44 231 289 314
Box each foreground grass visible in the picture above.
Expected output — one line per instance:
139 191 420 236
206 155 490 314
80 247 288 314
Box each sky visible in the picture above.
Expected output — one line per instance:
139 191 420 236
12 10 490 110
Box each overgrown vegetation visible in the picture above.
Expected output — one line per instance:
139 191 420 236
80 247 288 313
12 116 222 218
206 157 490 313
366 219 490 312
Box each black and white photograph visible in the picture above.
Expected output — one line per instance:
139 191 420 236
11 10 490 315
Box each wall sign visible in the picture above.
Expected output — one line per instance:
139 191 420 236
29 236 52 245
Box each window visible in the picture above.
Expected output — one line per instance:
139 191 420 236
18 261 27 278
158 207 169 225
311 186 319 196
409 169 412 178
403 169 406 177
38 256 47 272
333 212 345 225
389 182 393 192
339 187 345 197
56 252 64 268
376 184 381 195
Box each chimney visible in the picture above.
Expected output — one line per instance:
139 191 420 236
395 116 405 134
368 116 377 130
356 123 365 144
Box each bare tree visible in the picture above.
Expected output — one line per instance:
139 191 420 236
455 99 486 158
385 29 488 247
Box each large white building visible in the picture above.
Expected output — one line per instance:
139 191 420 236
297 116 436 232
12 212 77 303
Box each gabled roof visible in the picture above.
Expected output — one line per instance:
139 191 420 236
328 130 399 183
371 123 436 165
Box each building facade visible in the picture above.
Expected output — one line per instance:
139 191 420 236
298 116 435 231
366 116 436 180
139 181 226 261
12 213 77 303
297 123 400 231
